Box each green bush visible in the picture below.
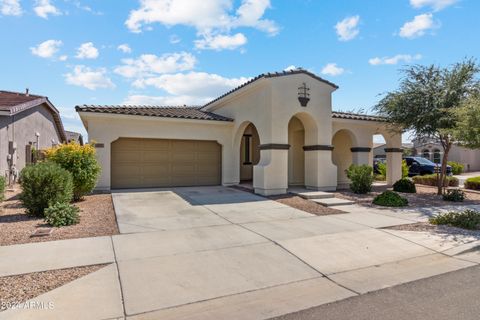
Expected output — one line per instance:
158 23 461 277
346 164 374 194
373 190 408 207
0 176 6 201
20 162 73 216
447 161 464 175
465 176 480 190
429 209 480 230
412 174 459 187
377 162 387 178
393 178 416 193
44 202 80 227
442 189 465 202
45 142 101 201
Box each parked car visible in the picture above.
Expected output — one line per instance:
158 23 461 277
404 156 452 176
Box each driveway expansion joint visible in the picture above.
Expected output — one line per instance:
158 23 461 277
110 236 127 319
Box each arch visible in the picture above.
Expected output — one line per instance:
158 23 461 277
235 121 261 183
332 129 355 188
433 149 441 164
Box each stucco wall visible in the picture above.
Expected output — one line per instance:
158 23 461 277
0 103 62 177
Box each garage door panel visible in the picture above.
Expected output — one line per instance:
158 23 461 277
111 138 221 189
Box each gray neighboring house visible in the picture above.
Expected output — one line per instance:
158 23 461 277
373 142 414 159
0 90 67 179
65 130 84 145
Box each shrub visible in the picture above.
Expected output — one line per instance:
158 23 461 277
373 190 408 207
412 174 459 187
429 209 480 230
393 178 416 193
44 202 80 227
45 142 101 201
20 162 73 216
377 162 387 178
0 176 6 201
447 161 464 175
465 176 480 190
346 164 374 194
442 189 465 202
402 160 409 178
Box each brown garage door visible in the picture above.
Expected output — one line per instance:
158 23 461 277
111 138 221 189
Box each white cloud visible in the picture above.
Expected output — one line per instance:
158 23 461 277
1 0 22 16
75 42 99 59
114 52 196 78
123 94 211 106
369 54 422 65
399 13 438 39
30 39 62 58
132 72 249 97
65 65 115 90
34 0 61 19
321 63 345 76
59 55 68 61
284 65 297 71
194 33 247 50
335 15 360 41
117 44 132 53
125 0 278 50
410 0 458 11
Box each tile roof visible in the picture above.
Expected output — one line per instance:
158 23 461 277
202 69 339 109
332 111 386 122
75 105 234 122
0 90 67 142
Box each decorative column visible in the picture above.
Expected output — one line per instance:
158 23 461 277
303 145 337 191
385 147 403 185
253 144 289 196
350 147 371 166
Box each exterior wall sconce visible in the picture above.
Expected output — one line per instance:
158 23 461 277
298 82 310 107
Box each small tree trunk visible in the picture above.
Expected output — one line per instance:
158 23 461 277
437 143 451 195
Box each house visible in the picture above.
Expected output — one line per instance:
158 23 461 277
412 137 480 172
76 69 403 195
65 130 84 145
373 142 413 158
0 90 66 181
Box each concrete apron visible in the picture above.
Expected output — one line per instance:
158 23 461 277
3 187 480 319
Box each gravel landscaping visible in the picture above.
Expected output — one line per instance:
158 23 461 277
336 184 480 208
0 186 119 246
386 222 480 238
267 194 345 216
0 264 107 311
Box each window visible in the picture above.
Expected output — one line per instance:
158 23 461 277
243 134 252 165
433 149 441 164
422 149 430 160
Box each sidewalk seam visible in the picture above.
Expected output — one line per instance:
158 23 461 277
110 236 127 318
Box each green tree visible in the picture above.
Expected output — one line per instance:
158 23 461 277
454 95 480 148
375 59 480 195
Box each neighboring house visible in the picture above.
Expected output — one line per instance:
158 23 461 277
77 69 403 195
0 90 66 180
413 137 480 172
373 143 414 158
65 130 84 145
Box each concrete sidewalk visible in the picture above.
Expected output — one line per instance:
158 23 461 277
2 186 480 320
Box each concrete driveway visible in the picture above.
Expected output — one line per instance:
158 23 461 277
3 186 479 320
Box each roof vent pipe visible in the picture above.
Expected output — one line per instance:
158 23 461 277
25 88 29 96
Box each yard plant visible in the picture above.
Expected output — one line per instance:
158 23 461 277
447 161 464 175
0 176 6 201
346 164 374 194
393 178 416 193
45 142 101 201
430 209 480 230
464 176 480 190
373 190 408 207
20 162 73 216
412 174 459 187
44 202 80 227
442 189 465 202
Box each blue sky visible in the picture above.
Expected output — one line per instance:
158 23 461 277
0 0 478 140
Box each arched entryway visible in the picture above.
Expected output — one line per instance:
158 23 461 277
288 116 305 186
239 123 260 182
332 129 355 188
